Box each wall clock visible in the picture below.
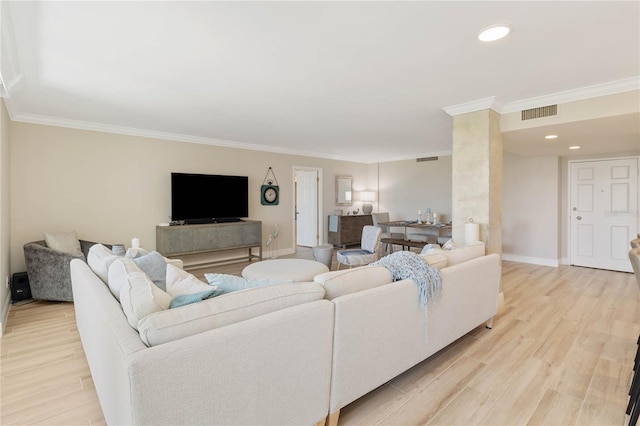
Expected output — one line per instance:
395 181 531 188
261 167 280 205
261 184 279 205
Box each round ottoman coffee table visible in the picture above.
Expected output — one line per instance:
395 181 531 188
241 259 329 282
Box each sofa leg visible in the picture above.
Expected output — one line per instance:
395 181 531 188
315 419 326 426
486 317 494 329
327 410 340 426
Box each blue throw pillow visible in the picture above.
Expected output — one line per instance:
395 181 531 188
203 273 291 292
133 251 167 291
169 288 226 309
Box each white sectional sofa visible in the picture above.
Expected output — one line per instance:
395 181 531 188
70 241 500 425
70 246 334 426
313 241 501 424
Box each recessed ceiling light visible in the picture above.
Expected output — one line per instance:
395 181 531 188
478 25 511 42
569 146 581 150
545 135 558 140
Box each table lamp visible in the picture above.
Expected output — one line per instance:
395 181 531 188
360 191 375 214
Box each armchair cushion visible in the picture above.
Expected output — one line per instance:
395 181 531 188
44 231 83 258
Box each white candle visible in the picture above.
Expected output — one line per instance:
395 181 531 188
131 237 140 248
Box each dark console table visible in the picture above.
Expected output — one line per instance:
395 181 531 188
156 220 262 269
327 214 373 248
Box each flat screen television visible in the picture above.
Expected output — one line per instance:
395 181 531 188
171 172 248 224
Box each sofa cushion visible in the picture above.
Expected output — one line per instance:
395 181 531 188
87 244 119 284
132 251 167 291
425 241 485 266
107 258 142 300
137 282 325 346
44 231 84 257
120 271 172 330
420 253 448 269
314 266 393 300
166 264 214 297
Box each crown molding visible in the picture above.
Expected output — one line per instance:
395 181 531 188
442 97 503 116
11 112 367 162
501 77 640 113
442 77 640 116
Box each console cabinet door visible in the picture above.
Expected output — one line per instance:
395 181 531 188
327 215 373 248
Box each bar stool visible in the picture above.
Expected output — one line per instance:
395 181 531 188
627 247 640 425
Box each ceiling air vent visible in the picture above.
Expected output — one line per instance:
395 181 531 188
417 156 438 162
521 104 557 120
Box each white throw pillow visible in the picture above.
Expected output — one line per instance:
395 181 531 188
442 239 456 250
107 258 142 301
44 231 83 257
87 244 119 284
120 272 172 330
165 264 213 297
125 247 149 259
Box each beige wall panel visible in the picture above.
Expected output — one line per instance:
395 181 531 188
501 90 640 132
1 100 11 329
9 122 368 272
375 157 452 224
502 153 560 264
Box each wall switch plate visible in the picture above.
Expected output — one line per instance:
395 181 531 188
5 276 9 289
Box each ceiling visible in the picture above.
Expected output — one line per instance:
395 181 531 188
2 1 639 163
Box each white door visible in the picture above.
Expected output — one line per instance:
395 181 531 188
570 158 638 272
295 170 319 247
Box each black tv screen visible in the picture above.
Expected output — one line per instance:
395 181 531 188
171 172 248 223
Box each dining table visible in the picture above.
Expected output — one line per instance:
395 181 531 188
378 220 452 252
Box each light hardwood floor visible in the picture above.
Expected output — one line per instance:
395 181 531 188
1 249 638 425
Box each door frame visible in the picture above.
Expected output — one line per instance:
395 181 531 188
292 166 324 250
567 155 639 269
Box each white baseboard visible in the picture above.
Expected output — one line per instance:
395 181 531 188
502 253 559 267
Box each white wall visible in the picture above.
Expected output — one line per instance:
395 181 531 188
0 100 11 333
9 121 369 272
374 156 453 223
502 153 561 266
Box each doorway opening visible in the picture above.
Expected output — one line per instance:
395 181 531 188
293 167 323 249
569 156 638 272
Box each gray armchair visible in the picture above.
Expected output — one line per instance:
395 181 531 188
23 239 110 302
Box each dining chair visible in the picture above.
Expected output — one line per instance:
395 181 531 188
336 225 382 270
371 212 404 253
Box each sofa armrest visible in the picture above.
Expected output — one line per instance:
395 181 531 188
328 253 501 413
128 300 334 425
